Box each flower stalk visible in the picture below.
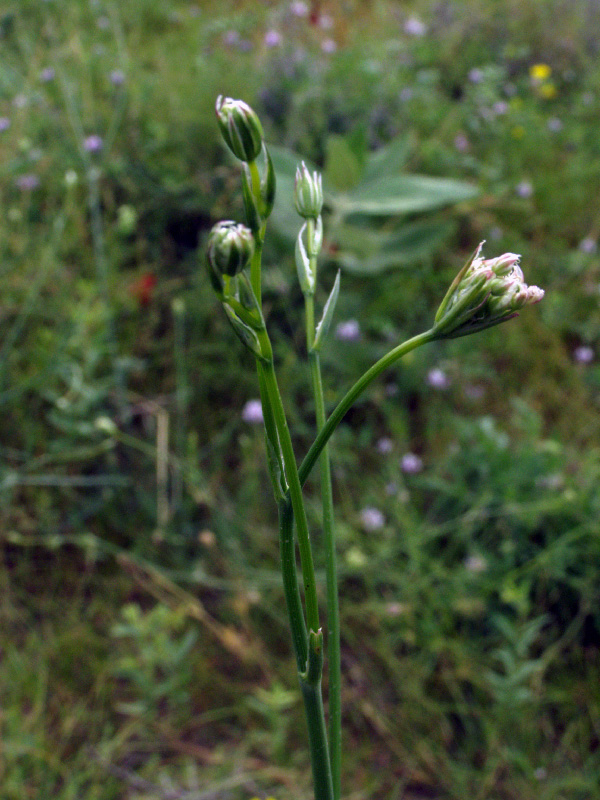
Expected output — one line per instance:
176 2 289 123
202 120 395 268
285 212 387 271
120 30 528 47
206 96 544 800
295 180 342 798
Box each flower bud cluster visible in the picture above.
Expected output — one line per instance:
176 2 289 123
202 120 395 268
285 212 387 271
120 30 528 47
434 242 544 339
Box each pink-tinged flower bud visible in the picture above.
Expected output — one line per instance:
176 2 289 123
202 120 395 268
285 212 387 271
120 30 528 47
206 220 254 278
526 285 545 304
294 162 323 219
434 242 544 339
215 96 264 163
484 252 521 276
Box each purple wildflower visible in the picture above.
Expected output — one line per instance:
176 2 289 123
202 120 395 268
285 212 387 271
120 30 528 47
468 68 484 83
404 17 427 36
516 181 533 198
427 368 450 390
15 174 40 191
574 345 594 364
335 319 360 342
360 507 385 531
84 135 104 153
264 30 282 47
242 399 264 424
110 69 126 86
454 133 469 152
321 38 337 54
579 237 597 254
40 67 55 82
223 30 240 46
376 437 393 455
0 117 10 132
401 453 423 474
290 1 309 16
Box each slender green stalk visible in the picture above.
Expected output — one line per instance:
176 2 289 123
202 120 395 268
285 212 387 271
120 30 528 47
304 274 342 795
259 344 320 635
249 226 263 305
278 497 308 671
300 660 335 800
308 346 341 799
248 159 265 304
259 338 335 800
245 153 310 686
299 328 437 489
257 363 308 672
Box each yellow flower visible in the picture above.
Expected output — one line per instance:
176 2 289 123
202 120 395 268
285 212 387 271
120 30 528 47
511 125 525 140
530 63 551 81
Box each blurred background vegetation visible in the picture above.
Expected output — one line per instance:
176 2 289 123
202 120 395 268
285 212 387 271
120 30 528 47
2 0 600 798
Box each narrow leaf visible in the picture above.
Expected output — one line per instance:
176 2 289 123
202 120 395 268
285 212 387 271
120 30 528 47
313 270 341 352
295 223 314 294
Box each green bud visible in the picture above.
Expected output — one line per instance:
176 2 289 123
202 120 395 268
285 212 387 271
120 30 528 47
294 162 323 219
206 220 254 278
215 96 264 163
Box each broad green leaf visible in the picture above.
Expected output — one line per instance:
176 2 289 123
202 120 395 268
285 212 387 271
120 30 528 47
333 220 455 275
268 144 317 179
324 134 362 192
362 135 412 185
333 174 478 216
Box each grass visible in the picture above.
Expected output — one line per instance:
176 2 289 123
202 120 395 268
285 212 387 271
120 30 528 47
2 0 600 797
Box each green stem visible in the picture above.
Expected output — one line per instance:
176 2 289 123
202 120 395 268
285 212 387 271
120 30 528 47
300 632 335 800
259 341 321 636
299 328 437 489
278 498 308 671
310 349 341 798
248 160 264 304
305 268 342 797
260 340 334 800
